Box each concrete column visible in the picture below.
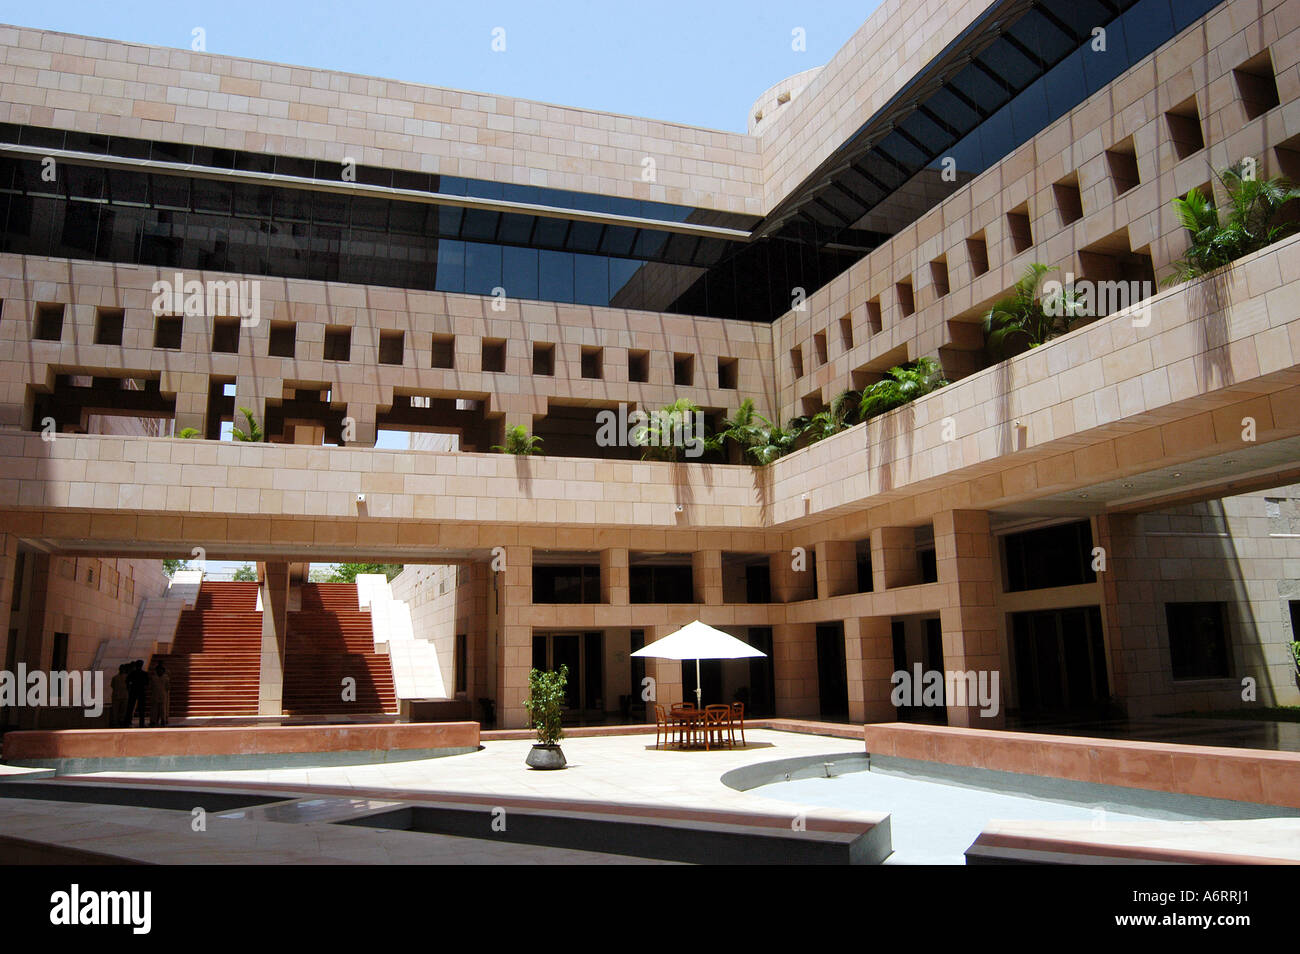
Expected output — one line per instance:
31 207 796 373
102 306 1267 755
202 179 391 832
257 561 290 717
496 545 533 729
600 547 628 605
933 510 1003 727
816 540 857 598
846 616 897 723
769 549 815 603
870 526 920 589
11 554 49 729
644 624 683 714
772 622 818 717
345 402 377 448
691 549 722 605
0 533 18 677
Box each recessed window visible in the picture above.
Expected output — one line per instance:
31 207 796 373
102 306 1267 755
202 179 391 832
1165 96 1205 160
1007 204 1033 254
532 342 555 376
930 257 949 298
580 346 603 379
1053 174 1083 225
431 334 455 369
154 315 183 349
628 349 649 383
212 318 240 354
94 307 124 345
790 346 804 378
896 280 915 318
268 321 296 358
812 332 828 367
1106 137 1140 196
481 338 506 373
323 326 350 361
1234 50 1280 120
866 297 882 334
838 316 854 351
1165 602 1232 680
717 356 738 390
33 303 64 341
379 330 405 365
673 353 694 386
966 233 989 277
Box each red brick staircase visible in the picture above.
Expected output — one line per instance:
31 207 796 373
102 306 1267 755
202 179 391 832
282 583 397 715
150 581 262 718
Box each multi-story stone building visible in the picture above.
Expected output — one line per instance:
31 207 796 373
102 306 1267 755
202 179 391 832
1 0 1299 731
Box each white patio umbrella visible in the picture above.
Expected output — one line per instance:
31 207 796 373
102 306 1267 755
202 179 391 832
631 620 766 709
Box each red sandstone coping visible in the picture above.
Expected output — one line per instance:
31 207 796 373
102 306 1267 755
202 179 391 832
864 723 1300 809
1 722 479 761
479 718 862 742
966 830 1300 865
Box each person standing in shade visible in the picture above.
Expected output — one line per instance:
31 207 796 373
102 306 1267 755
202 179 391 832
125 659 149 728
110 663 129 727
148 661 170 727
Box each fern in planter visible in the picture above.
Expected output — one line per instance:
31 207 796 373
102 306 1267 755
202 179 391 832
858 357 948 421
492 424 543 455
981 263 1083 361
1164 161 1300 284
803 389 859 445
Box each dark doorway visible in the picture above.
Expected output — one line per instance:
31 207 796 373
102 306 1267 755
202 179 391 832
681 658 723 707
1010 606 1109 717
532 631 603 719
816 622 849 720
746 626 775 717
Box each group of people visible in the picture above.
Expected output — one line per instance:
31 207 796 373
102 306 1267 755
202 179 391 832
109 660 171 727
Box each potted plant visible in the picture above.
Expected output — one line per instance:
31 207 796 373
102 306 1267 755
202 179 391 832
523 664 568 769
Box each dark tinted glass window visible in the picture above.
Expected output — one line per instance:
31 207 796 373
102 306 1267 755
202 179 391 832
1003 521 1096 592
1165 602 1232 680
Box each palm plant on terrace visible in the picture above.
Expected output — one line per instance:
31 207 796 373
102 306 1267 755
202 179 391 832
635 398 717 462
1163 161 1300 284
802 389 859 445
743 413 808 465
491 424 543 455
858 357 948 421
981 262 1083 362
231 407 264 442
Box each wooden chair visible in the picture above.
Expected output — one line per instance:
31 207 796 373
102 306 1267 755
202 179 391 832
653 704 673 749
670 702 696 747
704 704 732 750
730 701 746 747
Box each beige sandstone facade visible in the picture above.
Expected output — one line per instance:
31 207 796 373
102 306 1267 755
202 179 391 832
1 0 1299 731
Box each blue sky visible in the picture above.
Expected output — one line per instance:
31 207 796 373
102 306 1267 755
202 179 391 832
0 0 878 132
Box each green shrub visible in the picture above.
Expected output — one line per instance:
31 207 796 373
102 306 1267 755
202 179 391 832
524 665 568 745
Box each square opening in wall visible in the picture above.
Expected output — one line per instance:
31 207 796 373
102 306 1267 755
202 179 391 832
1234 50 1280 120
268 321 296 358
532 342 555 376
896 280 915 318
1007 204 1033 254
673 352 694 386
323 326 351 361
1053 174 1083 225
790 346 804 378
813 332 828 366
580 346 603 379
839 315 854 351
33 303 64 341
431 334 455 369
1106 137 1140 196
94 307 124 345
966 233 989 276
717 356 738 390
930 257 949 297
481 338 506 373
212 317 241 354
379 330 405 365
1165 96 1205 160
154 315 183 349
866 297 882 334
628 349 649 383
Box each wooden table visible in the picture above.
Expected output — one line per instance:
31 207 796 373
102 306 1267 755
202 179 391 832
668 707 732 749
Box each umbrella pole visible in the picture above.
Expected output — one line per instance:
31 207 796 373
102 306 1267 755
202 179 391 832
695 658 703 708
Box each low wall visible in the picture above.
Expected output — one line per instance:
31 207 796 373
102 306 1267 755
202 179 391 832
864 723 1300 809
1 722 480 774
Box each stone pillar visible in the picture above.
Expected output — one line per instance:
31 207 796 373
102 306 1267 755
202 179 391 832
933 510 1003 727
600 547 628 605
644 624 684 715
0 533 18 677
691 549 722 605
769 549 815 603
846 616 896 723
816 540 857 598
257 561 290 717
870 526 920 589
496 545 533 729
164 370 208 436
772 622 818 716
345 401 377 448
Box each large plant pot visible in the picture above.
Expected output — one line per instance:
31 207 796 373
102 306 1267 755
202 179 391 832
525 743 567 770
